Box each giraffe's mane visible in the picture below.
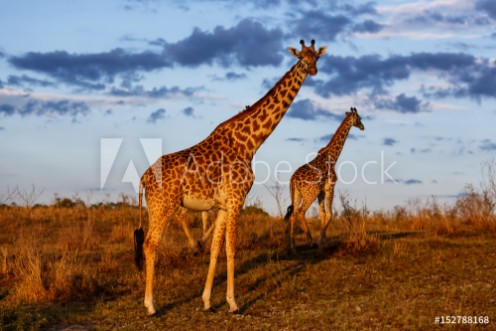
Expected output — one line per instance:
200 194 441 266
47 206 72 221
214 62 299 129
319 113 351 154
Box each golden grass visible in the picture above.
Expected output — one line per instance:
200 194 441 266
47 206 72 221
0 190 495 330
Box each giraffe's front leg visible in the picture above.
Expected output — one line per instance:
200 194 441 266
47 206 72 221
287 212 297 254
202 209 227 311
320 178 336 246
317 191 326 244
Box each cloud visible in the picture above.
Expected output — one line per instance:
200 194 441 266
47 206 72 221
286 137 305 142
0 104 16 116
8 18 286 91
211 71 247 82
9 48 171 90
314 51 496 102
375 93 429 113
476 0 496 19
404 179 423 185
287 99 343 121
407 10 490 26
7 75 57 88
353 19 384 33
109 85 200 98
391 178 423 185
163 18 284 67
0 99 90 117
340 2 378 16
480 139 496 151
293 11 351 41
383 138 398 146
319 134 333 142
182 106 195 117
147 108 166 123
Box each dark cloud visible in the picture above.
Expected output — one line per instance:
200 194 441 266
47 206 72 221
0 104 16 116
404 179 422 185
315 52 496 101
182 107 195 117
477 0 496 19
109 85 200 98
408 11 489 26
383 138 397 146
0 126 4 131
340 2 377 15
9 19 285 90
0 99 89 117
9 48 171 90
375 93 428 113
480 139 496 151
287 99 343 121
250 0 281 8
286 137 305 142
293 11 351 41
164 18 284 67
7 74 56 88
211 71 247 81
352 20 384 33
147 108 166 123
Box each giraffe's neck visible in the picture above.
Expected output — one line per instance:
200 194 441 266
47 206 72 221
319 116 353 162
211 62 308 160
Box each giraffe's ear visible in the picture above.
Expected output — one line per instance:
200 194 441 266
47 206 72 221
288 47 301 58
317 46 327 57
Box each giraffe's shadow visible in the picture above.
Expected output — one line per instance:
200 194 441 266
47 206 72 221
151 242 338 316
152 231 417 316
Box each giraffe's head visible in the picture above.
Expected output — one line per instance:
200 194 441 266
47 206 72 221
288 39 327 76
346 107 365 130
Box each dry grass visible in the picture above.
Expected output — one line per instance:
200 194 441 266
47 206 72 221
0 190 495 330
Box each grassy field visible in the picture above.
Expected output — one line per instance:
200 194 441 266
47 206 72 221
1 191 495 330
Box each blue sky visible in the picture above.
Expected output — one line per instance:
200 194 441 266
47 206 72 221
1 0 495 213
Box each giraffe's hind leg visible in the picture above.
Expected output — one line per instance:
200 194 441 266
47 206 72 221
143 204 177 315
296 195 315 247
202 209 227 310
289 189 316 252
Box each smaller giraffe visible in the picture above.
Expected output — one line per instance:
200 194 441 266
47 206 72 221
285 107 364 253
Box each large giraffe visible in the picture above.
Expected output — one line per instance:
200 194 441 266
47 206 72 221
285 107 364 253
134 40 327 315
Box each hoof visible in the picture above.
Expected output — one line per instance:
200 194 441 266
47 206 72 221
204 306 216 313
229 308 241 314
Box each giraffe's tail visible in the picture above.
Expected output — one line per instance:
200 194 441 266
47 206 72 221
284 179 296 221
134 178 145 271
284 205 294 221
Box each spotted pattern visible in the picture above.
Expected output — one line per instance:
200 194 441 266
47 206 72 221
137 40 327 315
287 108 364 253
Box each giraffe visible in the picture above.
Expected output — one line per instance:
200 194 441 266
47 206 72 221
284 107 364 253
134 40 327 315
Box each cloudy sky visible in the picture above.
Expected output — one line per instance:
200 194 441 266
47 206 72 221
1 0 495 213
